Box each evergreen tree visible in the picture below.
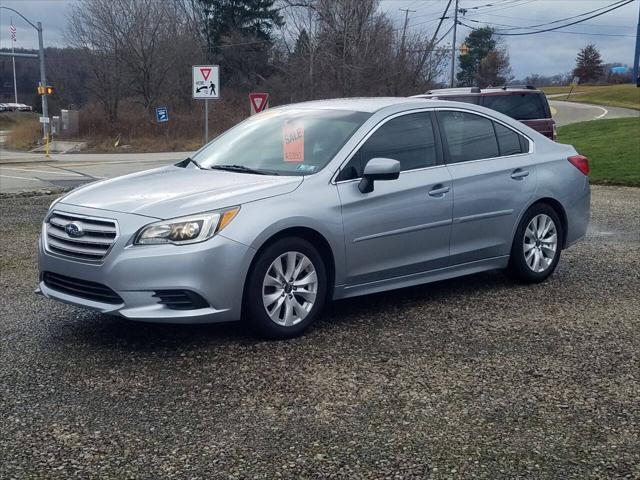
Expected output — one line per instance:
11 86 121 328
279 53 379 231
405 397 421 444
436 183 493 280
198 0 283 84
572 44 603 84
293 29 310 57
456 27 496 87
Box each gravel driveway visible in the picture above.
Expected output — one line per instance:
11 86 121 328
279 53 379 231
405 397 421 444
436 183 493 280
1 186 638 479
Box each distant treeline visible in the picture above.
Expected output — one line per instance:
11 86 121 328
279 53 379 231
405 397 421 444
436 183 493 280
1 0 452 137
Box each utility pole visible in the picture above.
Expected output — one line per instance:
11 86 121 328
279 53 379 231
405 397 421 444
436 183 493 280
450 0 459 87
633 0 640 87
37 21 49 139
399 8 416 57
10 19 18 104
0 7 49 142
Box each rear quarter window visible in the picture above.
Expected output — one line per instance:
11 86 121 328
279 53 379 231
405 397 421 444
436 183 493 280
482 93 549 120
494 122 526 156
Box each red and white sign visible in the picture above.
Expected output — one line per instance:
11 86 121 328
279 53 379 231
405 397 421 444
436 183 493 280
192 65 220 99
283 121 304 163
249 92 269 115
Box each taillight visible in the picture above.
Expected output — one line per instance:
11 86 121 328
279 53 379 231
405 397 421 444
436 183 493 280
568 155 589 176
552 123 557 141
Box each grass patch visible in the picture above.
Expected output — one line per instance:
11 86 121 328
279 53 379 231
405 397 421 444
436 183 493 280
5 114 41 150
542 84 640 110
83 135 203 153
557 117 640 187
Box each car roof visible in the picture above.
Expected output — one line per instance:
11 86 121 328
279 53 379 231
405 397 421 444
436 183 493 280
274 97 424 113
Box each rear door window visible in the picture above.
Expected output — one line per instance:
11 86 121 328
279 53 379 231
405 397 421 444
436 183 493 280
337 112 437 181
482 93 548 120
438 111 499 163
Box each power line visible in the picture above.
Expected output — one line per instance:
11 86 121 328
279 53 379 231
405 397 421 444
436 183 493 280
436 23 456 44
490 0 633 32
492 0 635 35
464 0 537 16
461 18 636 37
472 11 636 29
428 0 454 46
465 0 523 12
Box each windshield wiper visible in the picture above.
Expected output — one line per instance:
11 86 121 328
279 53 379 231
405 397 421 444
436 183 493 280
209 165 274 175
176 157 201 169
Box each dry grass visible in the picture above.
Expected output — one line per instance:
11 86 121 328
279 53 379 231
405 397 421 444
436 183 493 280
5 115 41 150
79 95 249 153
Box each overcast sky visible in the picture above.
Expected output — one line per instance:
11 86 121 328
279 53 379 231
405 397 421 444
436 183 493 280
1 0 638 79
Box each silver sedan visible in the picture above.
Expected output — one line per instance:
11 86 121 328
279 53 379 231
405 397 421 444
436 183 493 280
37 98 590 338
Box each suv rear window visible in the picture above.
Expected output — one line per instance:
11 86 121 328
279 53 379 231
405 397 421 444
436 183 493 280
482 93 548 120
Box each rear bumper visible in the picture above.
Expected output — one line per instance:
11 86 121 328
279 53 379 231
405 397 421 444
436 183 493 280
37 204 255 324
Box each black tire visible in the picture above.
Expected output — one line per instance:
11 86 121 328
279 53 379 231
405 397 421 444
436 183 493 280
244 237 327 339
508 203 563 284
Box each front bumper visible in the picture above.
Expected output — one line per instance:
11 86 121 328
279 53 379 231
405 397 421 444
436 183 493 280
37 203 255 324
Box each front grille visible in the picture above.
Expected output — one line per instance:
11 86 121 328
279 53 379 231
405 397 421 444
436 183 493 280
45 212 118 262
43 272 123 305
152 290 209 310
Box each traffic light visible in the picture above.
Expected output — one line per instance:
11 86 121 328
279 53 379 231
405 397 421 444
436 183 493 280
37 85 55 95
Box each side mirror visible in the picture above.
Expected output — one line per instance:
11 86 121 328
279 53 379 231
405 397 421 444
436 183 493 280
358 158 400 193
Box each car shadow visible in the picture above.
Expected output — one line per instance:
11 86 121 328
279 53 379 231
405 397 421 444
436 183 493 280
323 269 514 322
55 269 518 354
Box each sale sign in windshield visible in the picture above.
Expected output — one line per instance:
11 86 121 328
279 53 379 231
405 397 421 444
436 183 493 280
283 121 304 163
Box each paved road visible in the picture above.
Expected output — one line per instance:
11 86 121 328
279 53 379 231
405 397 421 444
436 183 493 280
549 99 639 126
1 186 638 478
0 151 192 194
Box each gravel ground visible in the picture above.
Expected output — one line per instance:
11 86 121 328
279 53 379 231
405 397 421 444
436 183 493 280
1 186 638 479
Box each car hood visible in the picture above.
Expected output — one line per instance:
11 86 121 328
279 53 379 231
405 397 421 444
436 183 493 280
59 165 303 219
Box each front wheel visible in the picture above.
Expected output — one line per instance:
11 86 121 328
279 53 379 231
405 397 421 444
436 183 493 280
244 237 327 339
508 204 563 284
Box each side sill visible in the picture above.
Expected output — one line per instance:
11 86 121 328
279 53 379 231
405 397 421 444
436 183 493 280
333 256 509 300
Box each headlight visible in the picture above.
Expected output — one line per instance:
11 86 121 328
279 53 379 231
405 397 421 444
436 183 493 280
134 207 240 245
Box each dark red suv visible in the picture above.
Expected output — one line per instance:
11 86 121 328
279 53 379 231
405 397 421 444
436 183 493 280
413 85 556 140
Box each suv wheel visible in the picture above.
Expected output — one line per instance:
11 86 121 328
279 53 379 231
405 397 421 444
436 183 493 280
508 204 563 283
245 237 327 339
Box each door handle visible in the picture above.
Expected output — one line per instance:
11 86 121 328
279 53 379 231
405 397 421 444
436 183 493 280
511 169 529 180
428 184 450 197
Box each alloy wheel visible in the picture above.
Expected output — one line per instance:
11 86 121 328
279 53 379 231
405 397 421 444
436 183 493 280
523 213 557 273
262 251 318 327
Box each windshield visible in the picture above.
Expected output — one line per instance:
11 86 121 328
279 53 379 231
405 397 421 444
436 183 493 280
194 108 371 175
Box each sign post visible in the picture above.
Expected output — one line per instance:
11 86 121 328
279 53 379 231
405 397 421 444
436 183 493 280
567 76 580 100
192 65 220 143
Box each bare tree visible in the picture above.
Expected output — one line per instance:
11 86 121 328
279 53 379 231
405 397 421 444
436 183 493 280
68 0 200 125
67 0 126 128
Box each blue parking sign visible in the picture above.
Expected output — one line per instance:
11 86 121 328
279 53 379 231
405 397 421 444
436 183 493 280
155 106 168 123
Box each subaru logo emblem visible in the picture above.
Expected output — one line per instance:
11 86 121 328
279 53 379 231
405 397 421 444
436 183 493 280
65 222 84 238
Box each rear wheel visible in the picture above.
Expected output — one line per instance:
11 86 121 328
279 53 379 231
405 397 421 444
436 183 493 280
508 204 563 283
245 237 327 339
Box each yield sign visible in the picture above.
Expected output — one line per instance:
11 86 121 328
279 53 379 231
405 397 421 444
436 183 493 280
249 92 269 115
192 65 219 99
200 67 212 81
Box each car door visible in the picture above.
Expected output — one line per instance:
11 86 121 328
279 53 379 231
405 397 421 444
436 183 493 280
335 111 453 286
436 109 537 265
